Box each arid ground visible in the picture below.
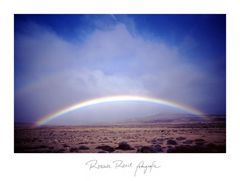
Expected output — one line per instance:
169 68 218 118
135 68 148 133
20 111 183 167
14 116 226 153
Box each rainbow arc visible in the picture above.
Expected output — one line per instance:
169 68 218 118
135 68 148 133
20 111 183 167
35 95 206 127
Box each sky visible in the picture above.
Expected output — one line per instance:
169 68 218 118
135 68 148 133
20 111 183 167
14 14 226 125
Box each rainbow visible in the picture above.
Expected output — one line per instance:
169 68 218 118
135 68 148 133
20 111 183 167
34 95 206 127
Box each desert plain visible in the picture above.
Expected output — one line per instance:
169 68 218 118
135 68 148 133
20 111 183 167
14 115 226 153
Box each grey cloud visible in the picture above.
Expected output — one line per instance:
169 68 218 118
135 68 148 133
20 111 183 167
15 20 225 123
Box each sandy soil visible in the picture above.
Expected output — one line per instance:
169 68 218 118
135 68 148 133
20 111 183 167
14 117 226 153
